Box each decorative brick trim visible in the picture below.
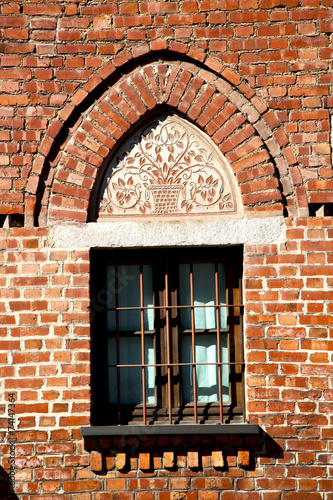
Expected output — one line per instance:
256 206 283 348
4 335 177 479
85 437 255 475
26 52 300 225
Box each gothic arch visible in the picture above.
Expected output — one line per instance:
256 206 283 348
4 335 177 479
28 53 301 226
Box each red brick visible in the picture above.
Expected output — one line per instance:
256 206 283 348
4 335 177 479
168 14 206 25
1 3 333 498
139 453 151 471
114 16 152 28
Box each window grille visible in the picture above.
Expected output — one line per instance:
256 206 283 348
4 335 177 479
91 247 244 426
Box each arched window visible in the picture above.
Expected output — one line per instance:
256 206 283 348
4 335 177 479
90 114 244 427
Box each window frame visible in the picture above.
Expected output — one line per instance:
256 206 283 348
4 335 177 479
90 246 244 427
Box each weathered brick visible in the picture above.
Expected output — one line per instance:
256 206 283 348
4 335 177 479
1 2 333 499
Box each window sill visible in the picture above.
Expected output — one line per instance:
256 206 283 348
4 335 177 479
81 423 260 437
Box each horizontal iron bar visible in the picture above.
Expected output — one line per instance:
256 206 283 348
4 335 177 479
104 361 245 368
101 304 244 311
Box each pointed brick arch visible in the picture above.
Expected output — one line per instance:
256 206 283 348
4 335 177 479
30 56 300 225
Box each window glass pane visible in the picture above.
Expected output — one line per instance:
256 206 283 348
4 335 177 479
108 336 155 404
107 264 154 331
181 334 229 403
179 262 227 329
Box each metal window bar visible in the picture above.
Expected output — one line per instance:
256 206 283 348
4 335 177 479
164 255 172 424
115 262 121 425
106 361 244 368
139 259 147 425
104 304 243 311
215 257 223 424
189 258 198 424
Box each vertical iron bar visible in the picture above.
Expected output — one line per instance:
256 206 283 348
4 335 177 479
239 274 246 423
165 254 172 424
215 257 223 424
140 259 146 425
189 259 198 424
115 263 121 425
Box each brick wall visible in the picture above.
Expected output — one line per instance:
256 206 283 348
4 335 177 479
1 0 333 498
0 0 333 220
1 221 333 497
245 218 333 498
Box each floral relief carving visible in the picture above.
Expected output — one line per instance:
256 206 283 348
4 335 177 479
98 115 237 217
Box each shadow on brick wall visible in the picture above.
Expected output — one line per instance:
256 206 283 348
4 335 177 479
0 467 19 499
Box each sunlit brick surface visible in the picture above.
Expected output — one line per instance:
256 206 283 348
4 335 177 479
1 0 333 497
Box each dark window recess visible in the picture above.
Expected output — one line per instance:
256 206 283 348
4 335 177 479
309 203 333 217
90 247 244 426
0 214 24 228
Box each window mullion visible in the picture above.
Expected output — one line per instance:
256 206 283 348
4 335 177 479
215 256 223 424
164 254 172 424
139 257 147 425
115 262 121 425
189 258 198 424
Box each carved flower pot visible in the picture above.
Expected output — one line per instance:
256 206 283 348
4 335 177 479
149 185 182 214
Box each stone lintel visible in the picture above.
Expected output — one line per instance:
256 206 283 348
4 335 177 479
52 217 284 248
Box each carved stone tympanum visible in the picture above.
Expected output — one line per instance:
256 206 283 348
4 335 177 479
97 115 238 218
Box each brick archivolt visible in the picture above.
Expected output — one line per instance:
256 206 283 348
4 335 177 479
28 56 300 225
